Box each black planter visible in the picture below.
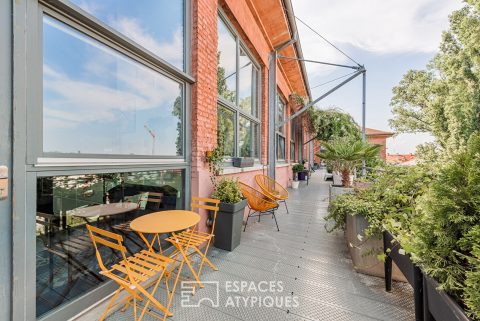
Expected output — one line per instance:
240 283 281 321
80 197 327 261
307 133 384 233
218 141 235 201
383 231 423 320
214 199 247 251
232 157 254 168
423 275 471 321
297 171 306 181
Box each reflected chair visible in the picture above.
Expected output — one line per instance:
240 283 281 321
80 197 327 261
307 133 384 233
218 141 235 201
165 197 220 291
255 174 289 214
238 182 280 232
86 225 177 321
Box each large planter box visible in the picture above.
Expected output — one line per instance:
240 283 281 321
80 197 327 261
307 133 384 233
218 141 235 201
383 231 423 320
232 157 254 168
346 214 407 282
214 199 247 251
423 275 471 321
329 185 353 202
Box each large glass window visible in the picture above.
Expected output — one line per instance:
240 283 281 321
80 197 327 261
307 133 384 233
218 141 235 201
239 117 259 158
69 0 185 70
290 117 296 161
276 94 286 160
217 14 260 159
239 48 257 116
43 16 184 157
36 169 185 317
217 17 237 103
217 106 235 157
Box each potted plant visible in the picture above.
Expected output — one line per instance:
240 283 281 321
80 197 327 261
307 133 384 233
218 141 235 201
408 135 480 321
318 137 380 188
292 164 304 188
211 177 247 251
232 157 254 168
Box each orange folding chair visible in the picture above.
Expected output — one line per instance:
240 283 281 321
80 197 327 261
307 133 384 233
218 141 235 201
165 197 220 291
255 174 289 214
86 225 178 321
238 182 280 232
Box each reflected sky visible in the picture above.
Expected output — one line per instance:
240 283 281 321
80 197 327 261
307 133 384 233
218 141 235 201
43 16 183 156
69 0 184 70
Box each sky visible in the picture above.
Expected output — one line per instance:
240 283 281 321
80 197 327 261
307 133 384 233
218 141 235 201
291 0 463 154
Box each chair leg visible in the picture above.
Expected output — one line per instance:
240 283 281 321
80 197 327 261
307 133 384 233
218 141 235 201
137 269 171 321
195 242 217 273
284 200 289 214
272 210 280 232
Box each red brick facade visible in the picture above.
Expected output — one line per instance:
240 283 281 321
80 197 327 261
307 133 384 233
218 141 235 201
190 0 310 225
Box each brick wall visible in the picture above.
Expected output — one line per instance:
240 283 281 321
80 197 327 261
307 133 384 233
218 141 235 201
366 136 388 159
191 0 218 230
190 0 306 223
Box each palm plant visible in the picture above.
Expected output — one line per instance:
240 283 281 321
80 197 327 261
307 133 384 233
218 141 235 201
317 137 381 187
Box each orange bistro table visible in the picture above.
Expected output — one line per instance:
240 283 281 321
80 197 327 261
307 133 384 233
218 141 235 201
130 210 204 289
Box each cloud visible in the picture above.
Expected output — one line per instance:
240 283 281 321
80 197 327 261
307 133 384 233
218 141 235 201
110 17 183 68
44 48 180 128
293 0 461 75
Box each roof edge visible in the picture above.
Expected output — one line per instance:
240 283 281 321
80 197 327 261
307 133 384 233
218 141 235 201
282 0 312 100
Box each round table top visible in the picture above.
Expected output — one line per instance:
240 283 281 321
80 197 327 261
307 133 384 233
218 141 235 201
130 210 200 234
71 202 138 218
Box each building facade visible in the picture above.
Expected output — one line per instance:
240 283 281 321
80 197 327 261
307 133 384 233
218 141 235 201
365 128 394 160
0 0 310 320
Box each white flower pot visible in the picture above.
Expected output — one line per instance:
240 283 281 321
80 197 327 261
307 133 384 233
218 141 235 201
292 181 300 189
333 172 343 186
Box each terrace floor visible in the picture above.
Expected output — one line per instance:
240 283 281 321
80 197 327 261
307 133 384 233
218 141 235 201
103 171 414 321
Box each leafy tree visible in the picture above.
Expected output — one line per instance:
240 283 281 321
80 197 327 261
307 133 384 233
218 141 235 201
390 0 480 153
172 94 183 156
308 107 361 143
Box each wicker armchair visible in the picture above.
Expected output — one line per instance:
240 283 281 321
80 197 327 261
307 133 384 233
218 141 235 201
254 174 289 214
238 182 279 231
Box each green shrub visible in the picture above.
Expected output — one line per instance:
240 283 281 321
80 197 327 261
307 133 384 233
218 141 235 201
326 165 432 239
292 164 305 173
211 177 243 204
411 134 480 319
462 226 480 320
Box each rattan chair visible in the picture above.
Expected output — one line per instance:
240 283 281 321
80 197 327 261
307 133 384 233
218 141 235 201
238 182 280 232
86 225 175 321
254 174 289 214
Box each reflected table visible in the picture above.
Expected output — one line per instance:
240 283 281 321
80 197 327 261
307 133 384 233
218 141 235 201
70 202 138 219
130 210 204 289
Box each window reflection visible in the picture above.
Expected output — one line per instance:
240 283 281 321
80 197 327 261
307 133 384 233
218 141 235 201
43 16 184 156
36 170 185 317
69 0 185 70
239 48 256 116
277 135 286 160
217 17 237 103
239 117 258 158
217 106 235 157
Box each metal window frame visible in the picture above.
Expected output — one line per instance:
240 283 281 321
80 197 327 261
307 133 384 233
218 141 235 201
276 93 286 160
217 10 262 161
33 5 190 162
12 1 192 320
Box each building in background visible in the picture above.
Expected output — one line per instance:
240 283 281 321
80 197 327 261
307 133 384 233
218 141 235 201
365 127 394 160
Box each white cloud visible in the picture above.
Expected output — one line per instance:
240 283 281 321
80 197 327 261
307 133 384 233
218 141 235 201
110 17 183 68
293 0 461 75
